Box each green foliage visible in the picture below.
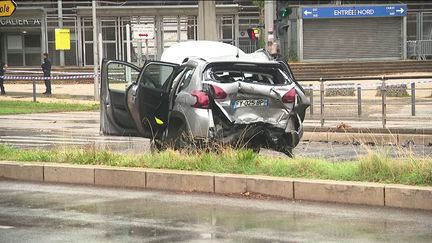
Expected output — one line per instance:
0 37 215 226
0 144 431 186
252 0 264 9
0 100 98 115
286 48 298 62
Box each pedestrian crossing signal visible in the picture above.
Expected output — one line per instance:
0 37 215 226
247 28 260 40
277 1 292 19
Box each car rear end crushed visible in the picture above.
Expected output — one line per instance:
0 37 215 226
181 57 309 156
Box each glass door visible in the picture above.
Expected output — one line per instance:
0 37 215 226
24 33 42 66
5 32 41 67
6 34 23 66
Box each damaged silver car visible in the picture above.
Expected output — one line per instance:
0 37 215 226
100 41 309 156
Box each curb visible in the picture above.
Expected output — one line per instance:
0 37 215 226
303 131 432 145
304 126 432 135
1 161 431 211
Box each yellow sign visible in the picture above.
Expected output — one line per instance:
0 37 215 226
55 28 70 50
0 0 17 17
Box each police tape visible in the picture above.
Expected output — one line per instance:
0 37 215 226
6 69 96 75
302 79 432 91
0 74 97 80
0 74 431 87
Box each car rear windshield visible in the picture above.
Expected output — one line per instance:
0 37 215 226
204 63 293 85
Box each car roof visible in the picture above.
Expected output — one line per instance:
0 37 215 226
161 41 246 65
205 51 278 64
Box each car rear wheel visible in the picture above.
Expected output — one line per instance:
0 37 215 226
163 119 192 150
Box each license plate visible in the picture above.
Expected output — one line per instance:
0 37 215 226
234 99 268 108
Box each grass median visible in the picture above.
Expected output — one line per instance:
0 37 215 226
0 144 431 186
0 100 98 115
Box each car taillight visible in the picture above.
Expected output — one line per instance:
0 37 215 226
282 88 296 103
191 90 210 109
211 85 227 99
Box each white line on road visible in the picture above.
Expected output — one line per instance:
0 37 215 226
0 225 15 229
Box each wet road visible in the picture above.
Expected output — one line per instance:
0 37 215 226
0 180 431 242
0 112 431 160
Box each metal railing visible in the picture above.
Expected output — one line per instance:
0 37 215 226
407 40 432 60
302 75 432 128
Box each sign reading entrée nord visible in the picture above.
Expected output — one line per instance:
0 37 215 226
302 4 407 19
0 0 17 18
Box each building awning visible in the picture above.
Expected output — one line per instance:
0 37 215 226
0 7 46 32
76 4 240 17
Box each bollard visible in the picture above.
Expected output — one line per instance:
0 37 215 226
357 84 362 117
381 77 387 128
320 78 324 127
411 82 416 116
32 78 37 102
309 84 314 116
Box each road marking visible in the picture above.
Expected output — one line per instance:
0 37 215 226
0 225 14 229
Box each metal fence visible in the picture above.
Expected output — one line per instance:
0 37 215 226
302 75 432 128
407 40 432 60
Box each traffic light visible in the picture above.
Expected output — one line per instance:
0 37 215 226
277 0 292 19
247 27 260 41
247 28 255 40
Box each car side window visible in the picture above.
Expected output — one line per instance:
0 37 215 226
170 67 186 88
107 63 140 92
139 63 175 89
177 68 195 93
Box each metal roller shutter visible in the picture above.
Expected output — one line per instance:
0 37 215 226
303 18 402 60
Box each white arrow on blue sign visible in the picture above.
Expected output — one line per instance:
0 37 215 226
302 4 407 19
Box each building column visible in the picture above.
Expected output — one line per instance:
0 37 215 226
156 15 163 60
92 0 99 100
76 16 83 66
402 15 407 59
264 0 275 46
298 17 303 61
198 0 217 41
234 13 239 47
41 10 48 54
58 0 65 67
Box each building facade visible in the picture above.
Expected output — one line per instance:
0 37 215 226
0 0 261 67
1 1 430 67
280 1 432 61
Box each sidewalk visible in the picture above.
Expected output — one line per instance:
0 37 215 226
0 83 96 103
1 83 431 134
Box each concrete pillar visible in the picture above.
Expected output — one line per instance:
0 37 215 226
58 0 65 67
402 16 407 59
234 13 239 47
76 16 83 66
92 0 99 100
198 0 217 41
298 17 303 61
156 15 163 60
264 0 275 47
41 11 47 54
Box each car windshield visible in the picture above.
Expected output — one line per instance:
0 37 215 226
204 63 293 85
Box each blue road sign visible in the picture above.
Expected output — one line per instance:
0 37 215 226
302 5 407 19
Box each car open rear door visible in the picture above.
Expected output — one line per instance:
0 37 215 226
126 61 179 139
100 59 141 136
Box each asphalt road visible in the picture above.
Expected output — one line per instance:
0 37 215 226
0 112 431 160
0 180 431 242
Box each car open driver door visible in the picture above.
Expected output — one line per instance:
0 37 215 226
100 59 141 136
125 61 179 139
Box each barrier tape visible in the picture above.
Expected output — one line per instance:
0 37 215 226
0 74 96 80
0 73 431 88
6 70 95 75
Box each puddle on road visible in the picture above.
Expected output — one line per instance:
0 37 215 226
1 183 432 242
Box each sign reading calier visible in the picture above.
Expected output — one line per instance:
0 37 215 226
302 4 407 19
